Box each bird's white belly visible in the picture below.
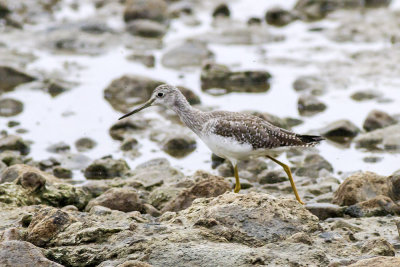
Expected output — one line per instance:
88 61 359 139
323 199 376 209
200 133 253 161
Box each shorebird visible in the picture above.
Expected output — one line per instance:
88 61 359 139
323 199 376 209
119 84 324 204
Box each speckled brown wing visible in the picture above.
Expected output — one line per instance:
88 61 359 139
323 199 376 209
209 115 318 149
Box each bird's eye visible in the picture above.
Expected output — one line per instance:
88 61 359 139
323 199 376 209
157 92 164 98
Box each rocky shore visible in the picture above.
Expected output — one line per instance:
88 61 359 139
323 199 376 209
1 0 400 266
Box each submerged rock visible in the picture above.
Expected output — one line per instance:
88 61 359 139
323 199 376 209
201 62 271 94
0 240 62 267
124 0 168 22
212 3 230 18
295 154 333 178
320 119 360 143
126 53 155 68
75 137 97 152
265 7 296 27
363 110 396 132
161 40 214 69
351 90 381 101
354 124 400 151
294 0 337 21
332 171 389 206
0 98 24 117
84 157 130 180
104 75 163 113
161 134 196 158
293 75 326 95
0 66 35 93
0 135 30 155
297 94 326 116
126 19 167 38
109 118 149 141
46 142 70 154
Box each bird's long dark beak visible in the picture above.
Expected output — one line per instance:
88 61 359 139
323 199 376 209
118 98 155 120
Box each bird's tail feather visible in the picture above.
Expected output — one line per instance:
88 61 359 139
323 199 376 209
297 134 324 147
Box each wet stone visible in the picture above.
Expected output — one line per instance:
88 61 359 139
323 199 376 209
212 3 230 18
265 7 295 27
126 19 167 38
201 62 271 94
161 135 196 158
0 151 24 166
161 40 214 69
320 119 360 143
126 53 155 68
46 142 70 154
0 135 30 155
7 120 20 127
247 17 262 25
361 237 395 256
387 169 400 202
124 0 168 23
75 137 97 152
84 157 130 180
363 110 397 132
295 154 333 178
0 98 23 117
0 66 35 93
120 137 139 151
109 118 148 141
344 195 400 217
351 90 381 101
348 256 400 267
354 124 400 151
293 75 326 95
258 169 287 184
297 94 326 116
294 0 337 21
53 166 73 179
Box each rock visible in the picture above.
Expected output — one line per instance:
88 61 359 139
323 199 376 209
0 98 23 117
126 19 167 38
46 142 70 153
265 7 295 27
292 75 326 95
247 17 262 25
161 134 196 158
363 110 396 132
0 240 62 267
161 171 231 212
348 256 400 267
361 238 395 256
295 154 333 178
364 0 391 8
354 124 400 151
297 94 326 116
387 170 400 202
306 203 344 220
332 171 389 206
0 150 25 166
53 166 72 179
85 188 144 212
27 207 74 247
103 75 163 113
126 53 155 68
109 118 149 141
173 193 320 245
351 90 381 101
0 66 35 93
0 135 30 155
177 86 201 105
320 119 360 143
201 62 271 94
286 232 313 245
0 164 59 184
148 186 182 210
120 137 139 151
344 195 400 217
212 3 230 18
294 0 337 21
84 157 130 179
258 169 287 184
75 137 97 152
0 227 22 242
161 40 214 69
124 0 168 22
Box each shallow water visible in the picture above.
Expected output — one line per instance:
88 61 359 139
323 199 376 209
1 0 399 182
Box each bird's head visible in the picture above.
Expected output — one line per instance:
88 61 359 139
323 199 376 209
119 84 182 120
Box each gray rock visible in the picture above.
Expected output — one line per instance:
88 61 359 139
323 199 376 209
0 164 60 184
109 118 149 141
124 0 168 22
363 110 396 132
120 137 139 151
265 7 296 27
0 240 62 267
75 137 97 152
344 195 400 217
306 203 344 220
0 135 30 155
354 124 400 151
126 19 167 38
201 62 271 94
126 53 155 68
332 171 389 206
294 0 337 21
103 75 163 113
297 94 326 116
364 0 392 7
258 169 287 184
161 40 214 69
387 169 400 202
0 66 35 93
212 3 230 18
0 98 23 117
361 237 395 256
161 134 196 158
351 89 381 101
84 157 130 179
86 188 144 213
46 142 70 153
53 166 72 179
295 154 333 178
348 256 400 267
293 75 326 95
161 171 231 212
320 119 360 143
27 207 74 247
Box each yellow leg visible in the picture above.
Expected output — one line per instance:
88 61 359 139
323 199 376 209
233 164 241 193
266 156 304 205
